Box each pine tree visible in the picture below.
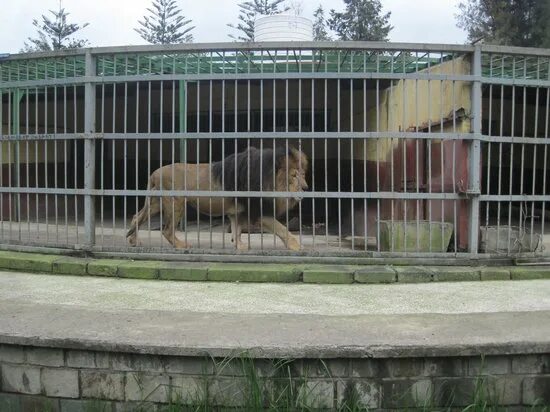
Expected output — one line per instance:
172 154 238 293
313 5 331 41
228 0 290 42
328 0 392 41
456 0 550 47
22 1 89 52
135 0 195 44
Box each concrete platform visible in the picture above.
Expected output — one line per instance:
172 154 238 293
0 272 549 358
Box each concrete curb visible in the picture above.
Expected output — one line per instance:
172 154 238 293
0 251 549 284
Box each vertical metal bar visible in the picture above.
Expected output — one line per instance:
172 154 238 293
44 85 48 243
364 76 368 252
402 57 407 252
415 52 420 252
100 61 105 245
439 53 445 253
486 55 493 229
496 58 505 252
14 88 22 242
123 60 129 247
285 78 289 247
260 79 264 250
84 52 96 247
390 75 395 252
324 78 328 247
73 81 78 243
6 88 10 241
54 84 59 244
112 84 116 248
247 79 251 248
221 79 226 249
272 78 276 248
468 45 482 254
350 78 354 251
427 54 433 252
196 81 200 248
147 79 152 246
171 78 176 251
508 59 517 253
451 55 457 253
298 78 303 247
135 80 140 249
530 83 539 251
35 86 39 242
62 62 68 244
337 78 341 248
209 79 213 249
26 87 31 242
160 79 164 249
234 79 239 249
376 54 381 252
183 80 188 246
311 78 316 249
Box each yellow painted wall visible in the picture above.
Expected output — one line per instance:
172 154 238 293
354 55 473 162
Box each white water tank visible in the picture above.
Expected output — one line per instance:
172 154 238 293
255 14 313 42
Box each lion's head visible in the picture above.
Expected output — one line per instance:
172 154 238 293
275 147 309 214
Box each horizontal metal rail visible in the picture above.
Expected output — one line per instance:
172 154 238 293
2 186 549 202
0 187 467 200
3 75 548 91
4 41 479 61
1 133 549 145
0 72 478 89
3 41 548 62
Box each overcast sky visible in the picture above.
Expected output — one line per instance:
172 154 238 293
1 0 468 54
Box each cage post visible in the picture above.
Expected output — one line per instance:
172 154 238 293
178 80 187 231
12 89 23 223
84 51 96 247
468 45 482 254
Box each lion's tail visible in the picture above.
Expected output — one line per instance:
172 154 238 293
126 177 156 238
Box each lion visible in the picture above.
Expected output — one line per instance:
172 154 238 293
126 145 309 251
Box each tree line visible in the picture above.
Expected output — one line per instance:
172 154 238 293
21 0 550 53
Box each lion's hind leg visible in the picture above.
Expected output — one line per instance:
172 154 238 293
161 197 190 249
126 196 161 247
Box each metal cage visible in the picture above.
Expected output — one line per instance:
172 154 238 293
1 42 549 263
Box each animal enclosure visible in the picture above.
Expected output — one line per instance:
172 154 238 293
1 42 549 260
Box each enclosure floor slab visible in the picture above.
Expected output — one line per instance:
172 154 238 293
0 272 549 359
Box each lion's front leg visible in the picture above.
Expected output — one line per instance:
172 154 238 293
230 215 248 250
259 216 301 251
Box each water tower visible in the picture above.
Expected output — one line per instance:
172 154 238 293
254 14 313 42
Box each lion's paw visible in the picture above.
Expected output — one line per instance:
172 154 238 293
287 237 301 251
127 236 141 247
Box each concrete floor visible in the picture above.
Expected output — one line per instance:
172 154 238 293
1 220 549 254
0 272 549 358
0 220 374 251
1 272 550 316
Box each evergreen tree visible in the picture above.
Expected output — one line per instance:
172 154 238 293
456 0 550 47
228 0 290 42
22 1 89 52
328 0 392 41
313 5 331 41
135 0 195 44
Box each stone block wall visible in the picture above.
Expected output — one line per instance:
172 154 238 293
0 344 549 411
